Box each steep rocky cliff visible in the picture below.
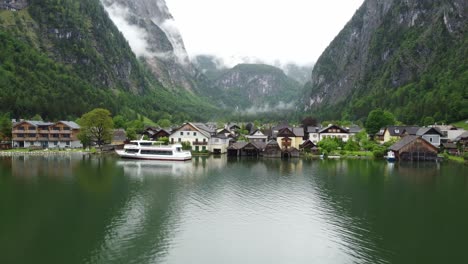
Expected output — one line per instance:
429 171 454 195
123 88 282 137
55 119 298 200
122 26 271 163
101 0 200 92
306 0 467 124
0 0 216 121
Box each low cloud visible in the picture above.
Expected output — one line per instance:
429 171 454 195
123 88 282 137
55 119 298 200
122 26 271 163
103 3 153 58
240 101 296 115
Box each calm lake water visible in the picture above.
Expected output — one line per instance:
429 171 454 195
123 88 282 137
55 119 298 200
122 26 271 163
0 155 467 264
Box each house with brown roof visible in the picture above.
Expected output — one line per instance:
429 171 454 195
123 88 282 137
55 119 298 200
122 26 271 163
378 126 420 144
388 136 439 161
12 120 81 148
227 142 265 157
276 127 304 150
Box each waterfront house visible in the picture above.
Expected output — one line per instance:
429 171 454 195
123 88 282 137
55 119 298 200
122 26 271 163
454 132 468 152
12 120 82 149
246 129 268 144
152 128 171 141
263 140 282 158
318 125 350 142
227 141 265 157
378 126 420 144
169 122 230 154
300 139 319 154
307 126 322 143
416 127 443 147
441 142 459 156
111 129 127 146
388 136 439 161
276 127 304 150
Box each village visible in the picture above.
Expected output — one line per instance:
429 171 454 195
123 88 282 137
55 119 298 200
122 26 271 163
2 118 468 162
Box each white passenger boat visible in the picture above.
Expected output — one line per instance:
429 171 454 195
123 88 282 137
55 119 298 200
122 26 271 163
115 140 192 161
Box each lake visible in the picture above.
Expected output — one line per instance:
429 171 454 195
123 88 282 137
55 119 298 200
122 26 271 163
0 155 467 264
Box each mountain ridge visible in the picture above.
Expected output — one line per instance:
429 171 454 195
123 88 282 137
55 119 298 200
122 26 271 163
305 0 467 124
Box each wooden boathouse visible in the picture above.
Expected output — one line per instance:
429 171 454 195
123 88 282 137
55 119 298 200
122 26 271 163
388 135 439 161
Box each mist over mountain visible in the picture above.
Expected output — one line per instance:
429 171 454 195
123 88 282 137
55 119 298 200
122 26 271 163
193 54 313 85
100 0 200 92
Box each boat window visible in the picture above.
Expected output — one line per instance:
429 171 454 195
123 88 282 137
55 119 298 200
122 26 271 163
140 142 153 146
140 150 173 155
125 149 139 153
176 147 181 152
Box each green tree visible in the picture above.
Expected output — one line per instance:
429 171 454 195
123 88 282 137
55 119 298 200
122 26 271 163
365 109 396 136
318 138 340 153
126 128 137 140
159 136 169 145
31 114 43 121
0 114 12 140
158 119 171 128
113 115 127 129
78 108 114 148
126 120 144 134
344 139 360 151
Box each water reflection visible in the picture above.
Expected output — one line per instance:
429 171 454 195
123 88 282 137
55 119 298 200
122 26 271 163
1 156 467 264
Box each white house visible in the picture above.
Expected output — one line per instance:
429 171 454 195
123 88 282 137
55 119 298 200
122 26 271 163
309 124 350 143
416 127 443 147
246 129 268 143
169 123 230 154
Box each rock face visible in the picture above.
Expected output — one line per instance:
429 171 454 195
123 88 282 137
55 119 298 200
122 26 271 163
210 64 303 109
0 0 28 10
305 0 467 123
101 0 198 92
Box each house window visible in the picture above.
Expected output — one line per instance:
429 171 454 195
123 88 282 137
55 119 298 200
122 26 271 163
203 138 206 143
178 138 181 142
430 138 433 142
202 146 206 151
63 127 70 130
65 141 70 146
193 132 197 136
180 132 183 136
54 142 58 146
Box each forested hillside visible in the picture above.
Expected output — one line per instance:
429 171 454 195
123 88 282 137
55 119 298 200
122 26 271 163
0 0 217 122
305 0 468 125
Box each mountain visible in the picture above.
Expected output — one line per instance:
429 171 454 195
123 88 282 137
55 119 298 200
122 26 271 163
280 63 313 85
207 63 303 110
305 0 468 124
100 0 201 93
0 0 216 122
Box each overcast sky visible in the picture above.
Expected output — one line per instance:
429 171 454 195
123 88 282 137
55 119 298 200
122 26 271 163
165 0 364 66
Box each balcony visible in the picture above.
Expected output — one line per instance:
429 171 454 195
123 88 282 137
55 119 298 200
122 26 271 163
193 141 208 146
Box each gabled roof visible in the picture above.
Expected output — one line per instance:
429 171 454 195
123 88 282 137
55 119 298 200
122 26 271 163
306 126 322 133
14 120 53 127
59 121 80 129
172 123 212 138
416 127 443 136
386 126 420 136
292 128 304 137
454 131 468 141
112 129 127 142
348 125 362 134
192 122 216 135
389 135 437 152
319 124 348 134
266 140 279 146
442 142 457 149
